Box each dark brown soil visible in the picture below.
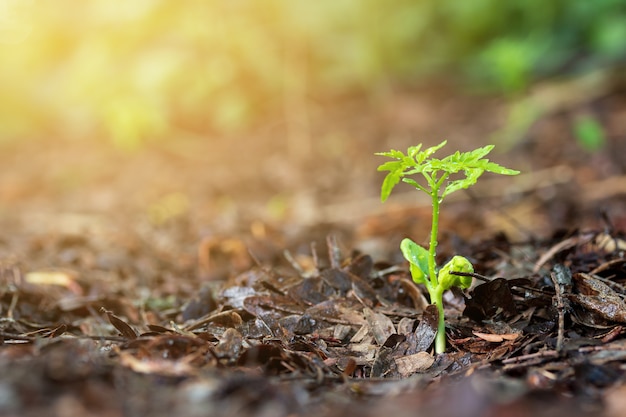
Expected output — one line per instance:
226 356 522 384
1 85 626 417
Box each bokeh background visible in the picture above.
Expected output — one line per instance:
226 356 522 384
1 0 625 247
2 0 624 147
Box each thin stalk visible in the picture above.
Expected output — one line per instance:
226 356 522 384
428 188 439 286
432 287 446 354
428 172 448 354
428 190 447 354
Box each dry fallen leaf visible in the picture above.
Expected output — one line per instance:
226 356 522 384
363 307 396 346
395 352 435 377
25 270 83 295
571 273 626 323
102 308 138 339
473 331 520 343
118 350 196 377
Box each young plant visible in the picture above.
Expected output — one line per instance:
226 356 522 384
376 140 520 354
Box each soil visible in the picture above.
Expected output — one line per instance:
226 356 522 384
1 84 626 417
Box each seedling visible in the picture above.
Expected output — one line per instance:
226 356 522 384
376 141 520 354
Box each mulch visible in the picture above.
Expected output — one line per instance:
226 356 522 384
1 221 626 417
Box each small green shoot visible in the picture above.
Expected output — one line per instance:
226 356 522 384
377 141 520 354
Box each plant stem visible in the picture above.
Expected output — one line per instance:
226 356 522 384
428 173 448 354
431 287 446 354
428 187 440 286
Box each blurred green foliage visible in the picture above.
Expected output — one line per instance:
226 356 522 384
0 0 624 147
574 114 607 152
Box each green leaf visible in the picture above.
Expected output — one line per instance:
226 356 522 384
376 160 403 172
442 167 484 197
375 149 407 159
410 263 427 285
400 238 430 284
464 144 494 162
438 256 474 290
407 144 423 157
380 172 401 202
439 145 494 171
483 161 520 175
377 142 519 203
416 140 447 163
402 177 427 192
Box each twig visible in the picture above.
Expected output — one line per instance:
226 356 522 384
450 271 492 282
549 271 566 353
450 271 552 297
501 349 559 370
375 265 404 279
310 241 320 274
284 249 305 276
7 292 18 320
533 233 595 273
327 235 342 269
590 259 626 276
